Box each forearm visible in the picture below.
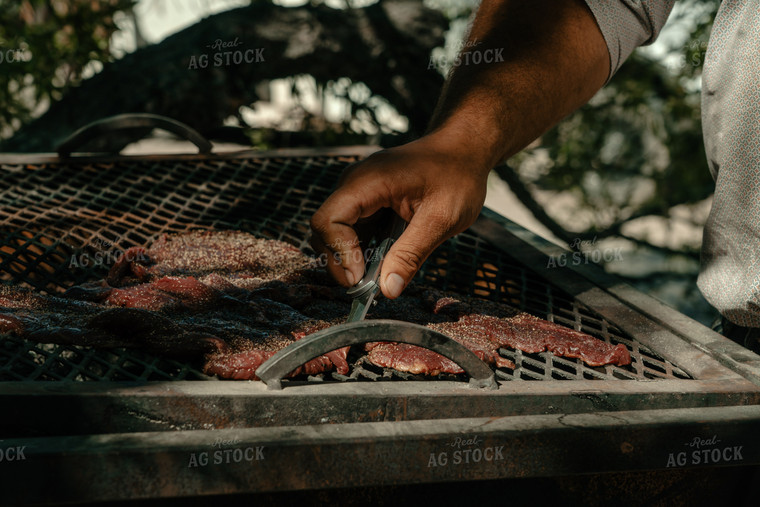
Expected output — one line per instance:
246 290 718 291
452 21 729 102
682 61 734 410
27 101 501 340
310 0 611 296
427 0 609 171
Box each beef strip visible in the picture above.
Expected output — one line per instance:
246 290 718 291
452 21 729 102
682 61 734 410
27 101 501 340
363 287 630 375
0 286 226 357
203 321 349 380
1 231 632 380
2 232 350 380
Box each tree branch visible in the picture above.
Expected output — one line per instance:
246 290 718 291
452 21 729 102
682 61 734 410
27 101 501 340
492 163 575 245
493 163 701 259
2 0 447 152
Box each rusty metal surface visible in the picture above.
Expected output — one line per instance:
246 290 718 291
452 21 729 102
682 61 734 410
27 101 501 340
2 405 759 504
2 379 759 439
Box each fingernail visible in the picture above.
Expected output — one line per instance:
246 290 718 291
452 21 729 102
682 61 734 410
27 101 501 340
385 273 405 298
344 268 355 286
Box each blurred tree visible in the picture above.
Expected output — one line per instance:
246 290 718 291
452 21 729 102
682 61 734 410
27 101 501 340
0 0 135 137
497 0 720 258
0 0 446 152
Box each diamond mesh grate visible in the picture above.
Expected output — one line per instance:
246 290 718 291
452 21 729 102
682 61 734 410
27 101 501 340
0 151 689 382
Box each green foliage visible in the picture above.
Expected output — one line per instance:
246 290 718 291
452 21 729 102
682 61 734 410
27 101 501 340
0 0 134 136
509 0 719 239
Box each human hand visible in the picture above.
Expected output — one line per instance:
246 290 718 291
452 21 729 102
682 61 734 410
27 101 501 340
310 135 491 299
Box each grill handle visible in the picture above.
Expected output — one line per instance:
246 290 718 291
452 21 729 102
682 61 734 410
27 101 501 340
57 113 213 157
256 319 499 390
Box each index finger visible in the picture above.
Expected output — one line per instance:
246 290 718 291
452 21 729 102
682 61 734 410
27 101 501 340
309 178 389 286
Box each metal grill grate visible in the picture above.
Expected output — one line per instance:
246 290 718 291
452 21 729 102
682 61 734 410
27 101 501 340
0 338 210 381
0 150 689 382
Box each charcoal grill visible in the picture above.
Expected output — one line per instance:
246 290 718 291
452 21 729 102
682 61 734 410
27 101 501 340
1 146 760 505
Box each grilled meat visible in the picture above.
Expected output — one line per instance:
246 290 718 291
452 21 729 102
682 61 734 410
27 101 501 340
364 288 630 375
0 230 632 380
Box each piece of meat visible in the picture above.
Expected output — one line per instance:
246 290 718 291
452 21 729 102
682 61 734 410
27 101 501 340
453 313 631 367
203 321 348 380
365 317 519 376
365 306 630 376
366 343 469 376
103 276 229 312
203 349 277 380
104 283 182 311
106 247 152 287
0 285 229 357
496 313 631 366
0 313 24 335
1 270 345 381
2 230 633 381
137 230 315 283
203 346 349 380
364 288 629 375
63 279 114 302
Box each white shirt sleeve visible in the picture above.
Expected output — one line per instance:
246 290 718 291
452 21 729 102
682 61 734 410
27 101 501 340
583 0 677 78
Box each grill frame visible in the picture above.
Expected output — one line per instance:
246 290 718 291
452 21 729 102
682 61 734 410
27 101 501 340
0 147 717 386
1 147 760 503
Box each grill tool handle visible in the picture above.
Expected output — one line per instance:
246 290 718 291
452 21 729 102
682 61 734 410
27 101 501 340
256 319 499 390
57 113 213 157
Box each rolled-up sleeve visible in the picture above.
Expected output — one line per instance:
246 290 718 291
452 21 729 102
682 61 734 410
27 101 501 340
583 0 676 78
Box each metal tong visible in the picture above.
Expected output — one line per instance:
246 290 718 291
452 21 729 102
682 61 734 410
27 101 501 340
255 210 498 390
345 211 407 323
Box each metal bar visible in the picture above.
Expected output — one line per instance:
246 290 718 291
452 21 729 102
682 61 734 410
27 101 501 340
56 113 213 156
583 283 760 385
256 320 497 390
2 405 759 504
471 211 746 382
0 145 381 165
2 378 759 438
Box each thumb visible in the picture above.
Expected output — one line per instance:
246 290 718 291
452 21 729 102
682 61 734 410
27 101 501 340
379 211 452 299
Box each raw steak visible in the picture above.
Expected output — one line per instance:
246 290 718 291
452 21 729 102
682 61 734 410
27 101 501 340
0 231 632 380
364 288 630 375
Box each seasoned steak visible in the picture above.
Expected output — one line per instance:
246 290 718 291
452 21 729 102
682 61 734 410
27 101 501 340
363 287 630 375
0 230 631 380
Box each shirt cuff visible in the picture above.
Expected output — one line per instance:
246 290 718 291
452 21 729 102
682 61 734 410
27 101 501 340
583 0 676 80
